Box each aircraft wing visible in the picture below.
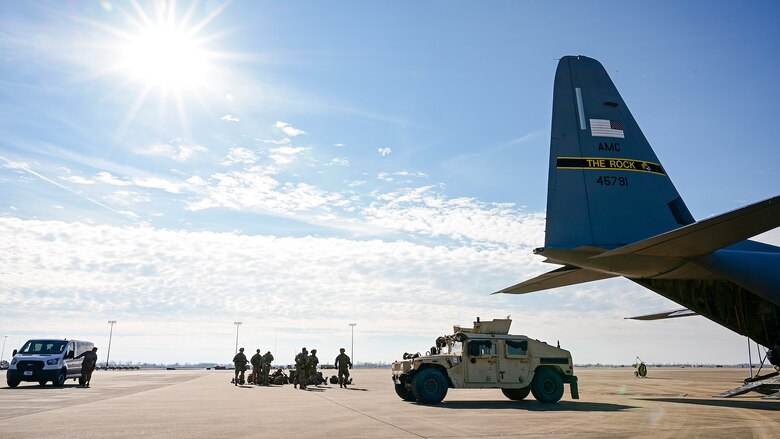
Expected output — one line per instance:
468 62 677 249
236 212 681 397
593 195 780 259
625 308 698 320
494 265 617 295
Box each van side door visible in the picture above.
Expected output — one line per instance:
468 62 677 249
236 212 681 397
65 341 81 378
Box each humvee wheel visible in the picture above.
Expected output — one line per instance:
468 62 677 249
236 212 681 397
412 368 448 404
531 368 564 403
501 387 531 401
395 382 416 401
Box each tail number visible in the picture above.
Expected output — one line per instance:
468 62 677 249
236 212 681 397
596 176 628 187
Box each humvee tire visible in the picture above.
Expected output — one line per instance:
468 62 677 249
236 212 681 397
395 382 416 401
531 368 564 403
412 368 448 404
7 377 20 388
501 387 531 401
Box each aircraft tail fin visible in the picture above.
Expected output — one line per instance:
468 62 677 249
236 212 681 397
545 56 694 251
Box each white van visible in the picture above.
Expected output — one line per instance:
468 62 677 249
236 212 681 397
6 339 95 388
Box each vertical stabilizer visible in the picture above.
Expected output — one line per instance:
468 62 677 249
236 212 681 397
545 56 693 250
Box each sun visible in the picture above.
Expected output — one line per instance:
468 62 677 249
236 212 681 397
122 26 211 89
81 0 233 133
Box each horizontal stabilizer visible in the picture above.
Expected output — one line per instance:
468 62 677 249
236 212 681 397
594 195 780 258
625 308 697 321
494 266 616 295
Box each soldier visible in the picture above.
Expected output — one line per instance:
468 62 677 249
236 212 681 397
250 349 263 385
233 348 248 386
294 347 308 389
308 349 319 385
335 347 352 388
261 350 274 386
75 347 98 388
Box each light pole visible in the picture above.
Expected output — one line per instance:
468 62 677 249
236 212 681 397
1 335 7 363
106 320 117 368
349 323 356 365
234 321 242 354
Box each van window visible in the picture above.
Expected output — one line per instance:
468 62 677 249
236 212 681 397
506 339 528 357
20 340 67 354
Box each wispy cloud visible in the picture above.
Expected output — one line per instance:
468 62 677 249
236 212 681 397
221 114 240 122
329 158 349 167
378 147 392 156
62 175 94 185
136 142 208 162
269 146 307 165
221 147 257 166
95 171 132 186
275 121 306 137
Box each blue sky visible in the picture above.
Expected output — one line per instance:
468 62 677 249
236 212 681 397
1 1 779 365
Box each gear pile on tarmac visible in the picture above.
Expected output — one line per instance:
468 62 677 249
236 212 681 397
230 346 353 389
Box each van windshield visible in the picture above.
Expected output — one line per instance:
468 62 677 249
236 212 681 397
20 340 68 355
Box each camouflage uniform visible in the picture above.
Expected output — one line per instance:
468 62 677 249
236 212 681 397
335 348 352 388
261 351 274 385
233 348 248 386
294 348 308 389
250 349 263 385
307 349 319 385
75 347 98 388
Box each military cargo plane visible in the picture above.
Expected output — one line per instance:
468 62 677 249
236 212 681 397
496 56 780 394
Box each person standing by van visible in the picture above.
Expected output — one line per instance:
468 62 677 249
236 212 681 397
75 347 98 388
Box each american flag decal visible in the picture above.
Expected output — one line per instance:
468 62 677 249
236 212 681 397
590 119 625 138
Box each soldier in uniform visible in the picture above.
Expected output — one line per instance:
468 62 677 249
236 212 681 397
232 347 248 386
294 347 308 389
335 347 352 388
75 347 98 388
307 349 319 385
250 349 263 385
261 350 274 386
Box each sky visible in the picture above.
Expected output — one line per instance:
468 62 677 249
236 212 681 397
1 1 779 366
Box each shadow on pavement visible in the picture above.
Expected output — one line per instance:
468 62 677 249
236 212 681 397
2 383 82 391
430 400 636 412
636 398 780 411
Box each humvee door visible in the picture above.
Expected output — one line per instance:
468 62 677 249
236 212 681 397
464 339 497 384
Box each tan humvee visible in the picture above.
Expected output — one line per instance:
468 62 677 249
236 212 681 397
391 317 579 404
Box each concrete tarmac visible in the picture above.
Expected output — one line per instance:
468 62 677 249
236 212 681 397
1 367 778 438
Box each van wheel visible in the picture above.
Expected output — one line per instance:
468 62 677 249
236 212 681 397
39 380 48 386
54 371 66 387
411 369 448 405
7 378 20 388
531 368 564 403
502 387 531 401
394 382 416 401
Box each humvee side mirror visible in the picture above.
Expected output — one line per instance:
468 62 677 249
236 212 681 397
12 349 17 357
66 350 74 359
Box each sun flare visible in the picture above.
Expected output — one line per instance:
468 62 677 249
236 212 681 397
122 26 210 89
